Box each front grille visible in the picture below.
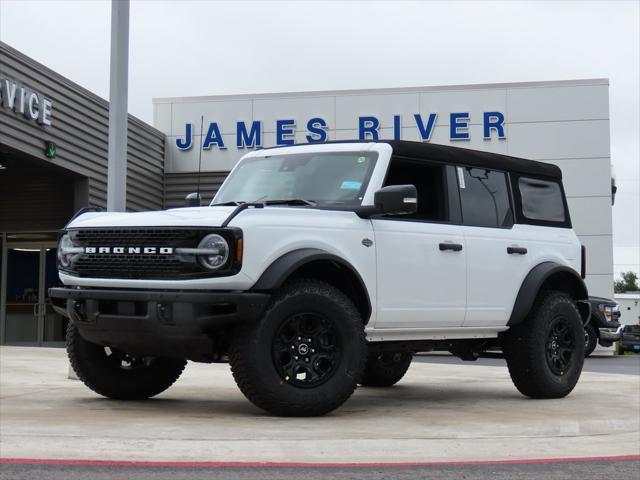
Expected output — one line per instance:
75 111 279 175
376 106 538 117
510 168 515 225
72 228 202 247
74 254 189 279
65 228 227 279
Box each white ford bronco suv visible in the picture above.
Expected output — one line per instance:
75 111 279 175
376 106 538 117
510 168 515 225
50 140 590 416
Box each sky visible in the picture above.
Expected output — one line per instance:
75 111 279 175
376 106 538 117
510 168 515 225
1 0 638 279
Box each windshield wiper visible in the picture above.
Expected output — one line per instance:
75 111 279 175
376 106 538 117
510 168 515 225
263 199 317 206
213 199 316 207
211 201 243 206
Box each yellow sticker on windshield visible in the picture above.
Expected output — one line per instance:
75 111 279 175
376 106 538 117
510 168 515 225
357 156 367 164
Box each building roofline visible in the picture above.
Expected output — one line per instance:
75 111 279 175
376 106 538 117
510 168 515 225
152 78 610 104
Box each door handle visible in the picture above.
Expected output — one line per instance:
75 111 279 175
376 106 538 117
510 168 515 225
507 247 528 255
439 242 463 252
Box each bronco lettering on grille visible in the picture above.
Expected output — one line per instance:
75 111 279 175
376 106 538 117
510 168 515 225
84 247 174 254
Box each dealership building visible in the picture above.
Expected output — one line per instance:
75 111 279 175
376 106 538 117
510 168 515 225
0 41 615 345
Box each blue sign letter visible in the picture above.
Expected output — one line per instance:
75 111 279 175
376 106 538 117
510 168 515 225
202 122 226 149
237 121 262 148
483 111 506 139
450 112 470 140
276 119 296 145
393 115 401 140
176 123 193 150
414 113 438 142
306 117 327 143
359 116 379 140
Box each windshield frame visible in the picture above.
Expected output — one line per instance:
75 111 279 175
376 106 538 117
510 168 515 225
212 150 379 208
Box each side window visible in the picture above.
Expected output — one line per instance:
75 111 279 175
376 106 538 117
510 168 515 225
383 159 448 222
459 167 513 228
518 177 566 222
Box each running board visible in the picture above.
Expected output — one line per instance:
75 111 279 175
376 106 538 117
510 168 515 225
365 326 509 342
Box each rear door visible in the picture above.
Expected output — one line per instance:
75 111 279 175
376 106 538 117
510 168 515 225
456 166 526 327
373 159 467 329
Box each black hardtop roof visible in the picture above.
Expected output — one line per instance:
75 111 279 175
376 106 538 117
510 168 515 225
266 140 562 180
382 140 562 179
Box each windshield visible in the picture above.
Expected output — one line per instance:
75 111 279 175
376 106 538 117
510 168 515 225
213 152 378 206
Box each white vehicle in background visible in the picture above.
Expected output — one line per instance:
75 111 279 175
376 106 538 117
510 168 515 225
51 141 590 416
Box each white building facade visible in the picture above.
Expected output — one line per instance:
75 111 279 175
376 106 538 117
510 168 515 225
153 79 614 298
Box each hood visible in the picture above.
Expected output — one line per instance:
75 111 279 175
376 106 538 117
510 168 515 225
66 206 237 229
588 295 617 306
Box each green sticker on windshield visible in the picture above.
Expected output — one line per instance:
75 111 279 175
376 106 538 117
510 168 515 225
357 156 367 164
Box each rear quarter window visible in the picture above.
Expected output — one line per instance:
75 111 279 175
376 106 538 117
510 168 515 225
518 177 566 223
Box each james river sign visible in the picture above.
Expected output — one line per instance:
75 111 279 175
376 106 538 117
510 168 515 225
174 111 507 151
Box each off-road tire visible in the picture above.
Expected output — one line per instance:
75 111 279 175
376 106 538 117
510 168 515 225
229 279 367 416
503 291 584 399
584 322 598 358
67 323 187 400
360 351 412 387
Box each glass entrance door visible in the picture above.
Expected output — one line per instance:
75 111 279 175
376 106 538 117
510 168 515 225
1 240 67 346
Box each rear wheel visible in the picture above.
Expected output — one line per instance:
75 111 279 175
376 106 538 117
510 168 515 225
584 322 598 357
503 291 584 399
67 323 187 400
229 279 367 416
360 351 412 387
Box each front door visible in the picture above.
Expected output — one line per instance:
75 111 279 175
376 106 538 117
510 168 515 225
373 220 467 328
1 240 67 345
371 159 467 329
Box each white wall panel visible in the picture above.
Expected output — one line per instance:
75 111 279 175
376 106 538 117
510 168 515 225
578 235 614 275
253 96 334 132
153 102 172 135
507 120 610 160
171 100 253 136
335 93 418 130
507 85 609 123
547 158 612 197
428 125 509 154
419 89 507 126
333 128 420 142
585 274 614 299
567 197 613 236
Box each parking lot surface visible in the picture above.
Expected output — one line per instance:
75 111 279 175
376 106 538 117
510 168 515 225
1 346 638 467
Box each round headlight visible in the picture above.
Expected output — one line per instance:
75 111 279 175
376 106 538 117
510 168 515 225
57 234 74 268
197 234 229 270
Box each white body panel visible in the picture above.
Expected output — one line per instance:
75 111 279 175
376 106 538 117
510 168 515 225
372 220 466 329
463 224 580 327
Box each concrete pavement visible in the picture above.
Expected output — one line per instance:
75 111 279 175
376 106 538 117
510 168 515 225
0 346 639 464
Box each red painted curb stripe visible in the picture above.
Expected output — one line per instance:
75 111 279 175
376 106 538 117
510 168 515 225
0 455 638 468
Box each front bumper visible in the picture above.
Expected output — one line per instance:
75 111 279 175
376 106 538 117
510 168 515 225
598 328 621 346
49 287 270 361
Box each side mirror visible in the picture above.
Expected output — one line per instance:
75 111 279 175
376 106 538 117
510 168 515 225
374 184 418 215
185 192 202 207
355 185 418 218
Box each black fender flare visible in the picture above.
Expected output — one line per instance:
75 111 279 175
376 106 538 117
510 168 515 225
508 262 589 326
251 248 372 320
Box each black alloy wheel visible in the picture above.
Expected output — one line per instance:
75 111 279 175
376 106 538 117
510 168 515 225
546 316 575 375
229 279 367 416
503 290 584 399
271 312 341 388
